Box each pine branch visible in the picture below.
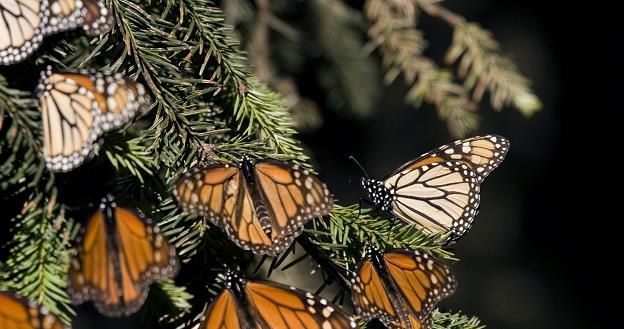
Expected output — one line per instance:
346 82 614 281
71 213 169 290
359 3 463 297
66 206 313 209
4 191 77 323
364 0 478 137
310 0 381 117
417 0 542 116
0 75 42 189
433 310 485 329
304 204 454 273
140 279 193 324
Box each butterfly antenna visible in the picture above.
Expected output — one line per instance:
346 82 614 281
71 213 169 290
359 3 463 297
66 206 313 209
348 155 369 178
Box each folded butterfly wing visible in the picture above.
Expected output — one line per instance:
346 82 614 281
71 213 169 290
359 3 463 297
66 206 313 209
383 250 456 322
69 206 178 316
200 289 257 329
245 280 356 329
0 0 44 65
254 161 332 251
351 260 407 329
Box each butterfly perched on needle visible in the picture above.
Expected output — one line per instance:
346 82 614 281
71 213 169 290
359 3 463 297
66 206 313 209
68 195 179 317
350 245 456 329
36 66 151 172
0 291 67 329
200 267 357 329
0 0 112 65
174 156 333 256
360 135 510 242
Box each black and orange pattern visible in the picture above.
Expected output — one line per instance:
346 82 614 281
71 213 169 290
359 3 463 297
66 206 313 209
174 157 333 256
200 268 357 329
68 195 179 317
351 245 456 329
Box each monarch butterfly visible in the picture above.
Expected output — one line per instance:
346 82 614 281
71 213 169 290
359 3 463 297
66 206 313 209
37 67 150 172
174 156 333 256
350 245 456 329
200 267 357 329
360 135 510 242
0 291 67 329
68 195 179 317
0 0 111 65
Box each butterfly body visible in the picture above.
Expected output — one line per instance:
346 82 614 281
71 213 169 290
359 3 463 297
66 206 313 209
361 135 510 242
361 178 394 213
68 195 179 317
351 245 456 329
239 157 272 235
175 157 332 256
200 267 357 329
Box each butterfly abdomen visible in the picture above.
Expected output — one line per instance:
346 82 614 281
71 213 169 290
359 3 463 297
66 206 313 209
240 158 273 235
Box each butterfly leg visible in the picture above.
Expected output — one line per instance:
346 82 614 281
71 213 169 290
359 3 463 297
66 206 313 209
386 216 398 239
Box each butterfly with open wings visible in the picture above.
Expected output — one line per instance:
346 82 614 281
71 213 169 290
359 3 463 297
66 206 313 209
174 156 333 256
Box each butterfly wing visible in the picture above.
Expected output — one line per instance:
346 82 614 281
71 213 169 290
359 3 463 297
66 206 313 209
174 165 240 230
68 210 117 311
389 135 509 182
108 207 179 316
0 292 68 329
383 136 509 240
383 250 456 322
74 0 112 36
0 0 111 65
37 68 150 172
69 206 178 316
223 173 274 255
351 259 407 329
0 0 45 65
244 280 357 329
200 289 258 329
174 166 275 255
254 161 332 250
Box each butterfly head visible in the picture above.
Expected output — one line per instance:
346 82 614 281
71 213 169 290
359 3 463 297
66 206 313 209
238 155 256 179
361 178 393 212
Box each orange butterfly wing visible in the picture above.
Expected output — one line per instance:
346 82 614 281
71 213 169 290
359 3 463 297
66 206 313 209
174 166 274 254
244 280 356 329
254 161 332 240
200 289 251 329
68 210 111 307
0 292 67 329
389 135 509 182
384 250 456 323
69 205 179 316
351 260 406 329
174 165 239 229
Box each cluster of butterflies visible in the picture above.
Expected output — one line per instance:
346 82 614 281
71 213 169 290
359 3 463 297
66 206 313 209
0 133 509 329
1 0 510 328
